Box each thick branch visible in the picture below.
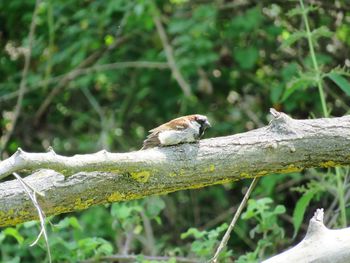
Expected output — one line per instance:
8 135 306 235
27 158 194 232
1 111 350 226
263 209 350 263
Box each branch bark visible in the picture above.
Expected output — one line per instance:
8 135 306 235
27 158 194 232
1 110 350 227
263 208 350 263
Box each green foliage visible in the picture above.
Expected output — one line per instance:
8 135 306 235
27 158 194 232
238 198 286 262
292 189 317 238
0 216 114 262
327 72 350 96
0 0 350 262
1 228 24 245
181 223 232 261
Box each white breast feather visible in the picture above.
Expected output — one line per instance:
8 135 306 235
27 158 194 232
158 121 200 146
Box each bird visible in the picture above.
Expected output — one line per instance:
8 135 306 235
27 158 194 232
141 114 211 150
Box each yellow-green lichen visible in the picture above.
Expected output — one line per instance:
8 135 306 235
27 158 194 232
107 192 149 203
320 161 336 168
240 172 250 178
74 198 94 210
278 164 302 174
7 209 14 215
0 209 31 227
108 192 124 202
53 205 71 214
130 171 151 183
214 178 233 185
186 178 234 190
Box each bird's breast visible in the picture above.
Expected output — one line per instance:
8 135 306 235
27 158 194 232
158 128 198 146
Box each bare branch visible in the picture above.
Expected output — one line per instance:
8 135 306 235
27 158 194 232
210 177 259 263
33 12 130 124
13 173 52 263
153 11 192 97
81 254 201 263
0 0 40 156
140 210 156 256
263 208 350 263
1 111 350 226
0 61 169 103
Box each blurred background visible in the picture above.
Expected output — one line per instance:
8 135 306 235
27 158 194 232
0 0 350 262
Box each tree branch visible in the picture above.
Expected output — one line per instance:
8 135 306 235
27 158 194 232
0 0 40 156
33 11 130 124
0 110 350 227
0 61 169 103
81 254 201 263
263 208 350 263
210 177 259 263
153 11 192 97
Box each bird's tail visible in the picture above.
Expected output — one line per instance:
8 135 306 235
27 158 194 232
140 132 160 150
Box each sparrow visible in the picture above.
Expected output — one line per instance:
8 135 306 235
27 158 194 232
141 114 211 150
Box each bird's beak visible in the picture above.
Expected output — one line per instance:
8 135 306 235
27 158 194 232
205 120 211 128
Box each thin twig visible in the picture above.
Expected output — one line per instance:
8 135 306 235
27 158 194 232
209 177 260 263
34 11 130 124
80 254 201 263
0 0 40 157
13 172 52 263
33 46 114 124
121 229 134 255
80 87 109 150
201 206 237 230
0 61 169 102
140 210 156 256
153 11 192 97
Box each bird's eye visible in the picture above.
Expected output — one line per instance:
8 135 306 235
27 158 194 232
197 118 205 124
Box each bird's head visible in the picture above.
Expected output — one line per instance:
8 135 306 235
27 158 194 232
194 114 211 128
191 114 211 136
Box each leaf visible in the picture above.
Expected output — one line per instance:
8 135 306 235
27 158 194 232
133 224 143 234
327 72 350 96
104 34 115 46
287 6 318 17
292 190 316 238
68 217 82 230
273 205 286 215
311 26 333 40
3 228 24 245
230 6 263 32
55 217 81 230
145 196 166 218
234 47 259 69
282 74 317 101
241 209 255 220
96 242 113 256
181 228 206 239
0 232 6 244
282 31 306 47
286 7 303 17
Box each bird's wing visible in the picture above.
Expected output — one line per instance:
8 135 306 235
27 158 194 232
149 117 189 133
141 131 161 150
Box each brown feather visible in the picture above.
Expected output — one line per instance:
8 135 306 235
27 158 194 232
141 132 161 150
141 114 205 150
149 116 193 133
